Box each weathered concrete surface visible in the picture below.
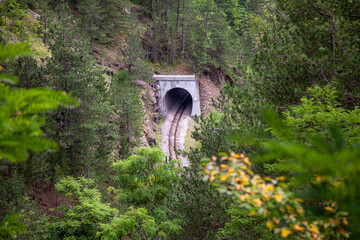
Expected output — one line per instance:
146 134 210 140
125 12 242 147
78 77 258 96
153 75 201 116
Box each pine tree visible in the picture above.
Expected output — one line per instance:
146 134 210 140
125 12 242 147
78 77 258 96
249 0 360 108
110 70 144 158
77 0 127 44
45 1 116 177
77 0 104 39
120 14 151 82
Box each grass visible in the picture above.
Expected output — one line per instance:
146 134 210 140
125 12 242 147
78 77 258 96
151 117 165 148
185 117 201 152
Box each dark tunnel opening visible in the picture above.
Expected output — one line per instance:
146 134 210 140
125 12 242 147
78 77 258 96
164 88 193 114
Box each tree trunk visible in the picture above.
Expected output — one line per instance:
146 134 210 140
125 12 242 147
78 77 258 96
165 0 171 65
151 0 154 18
152 26 157 64
152 0 157 63
181 0 185 54
205 0 209 38
176 0 180 31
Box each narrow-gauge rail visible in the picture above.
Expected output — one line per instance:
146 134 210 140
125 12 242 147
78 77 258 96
168 94 191 159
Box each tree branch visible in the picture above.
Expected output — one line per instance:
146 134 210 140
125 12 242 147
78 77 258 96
307 0 332 18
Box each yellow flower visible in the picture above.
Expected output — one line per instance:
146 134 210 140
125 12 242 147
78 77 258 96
272 216 280 224
281 228 292 238
338 227 347 235
243 157 252 166
266 221 274 230
285 205 294 214
293 224 305 232
277 176 285 181
264 177 272 181
253 198 263 207
266 185 274 192
309 224 319 234
220 164 229 169
239 194 248 201
324 206 336 213
274 194 282 202
315 175 322 182
220 175 227 181
262 195 270 201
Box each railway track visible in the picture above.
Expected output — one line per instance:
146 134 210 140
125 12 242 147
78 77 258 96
168 94 191 159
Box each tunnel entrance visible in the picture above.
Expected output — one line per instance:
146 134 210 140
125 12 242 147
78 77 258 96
164 88 193 114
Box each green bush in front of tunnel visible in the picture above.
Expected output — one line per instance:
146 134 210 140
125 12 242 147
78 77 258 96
110 147 183 239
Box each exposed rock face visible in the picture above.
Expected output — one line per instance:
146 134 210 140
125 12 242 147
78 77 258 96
199 75 221 116
137 80 160 147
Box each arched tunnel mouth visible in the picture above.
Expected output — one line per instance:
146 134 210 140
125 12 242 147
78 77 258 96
164 88 193 114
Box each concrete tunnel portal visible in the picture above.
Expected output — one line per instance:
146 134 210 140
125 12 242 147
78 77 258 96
164 88 193 114
153 75 201 117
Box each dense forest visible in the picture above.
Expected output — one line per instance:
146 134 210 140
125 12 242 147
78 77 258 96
0 0 360 239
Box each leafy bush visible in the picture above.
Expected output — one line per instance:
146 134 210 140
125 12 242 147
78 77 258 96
112 147 181 208
3 0 27 19
276 85 360 146
111 147 183 238
49 177 118 239
99 207 181 240
264 120 360 238
0 43 78 238
204 153 349 239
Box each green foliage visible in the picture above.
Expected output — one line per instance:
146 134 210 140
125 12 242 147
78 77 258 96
0 43 31 64
49 177 118 239
0 214 26 239
0 43 78 162
44 0 117 177
278 85 360 146
112 147 180 208
99 207 181 240
111 147 183 238
168 165 231 239
262 86 360 236
9 55 45 88
2 0 28 19
193 83 270 159
78 0 127 44
204 152 350 239
0 42 77 239
185 0 238 74
258 86 360 236
110 71 144 158
99 207 158 240
264 122 360 237
0 85 78 162
120 16 152 82
248 0 360 107
217 205 278 240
